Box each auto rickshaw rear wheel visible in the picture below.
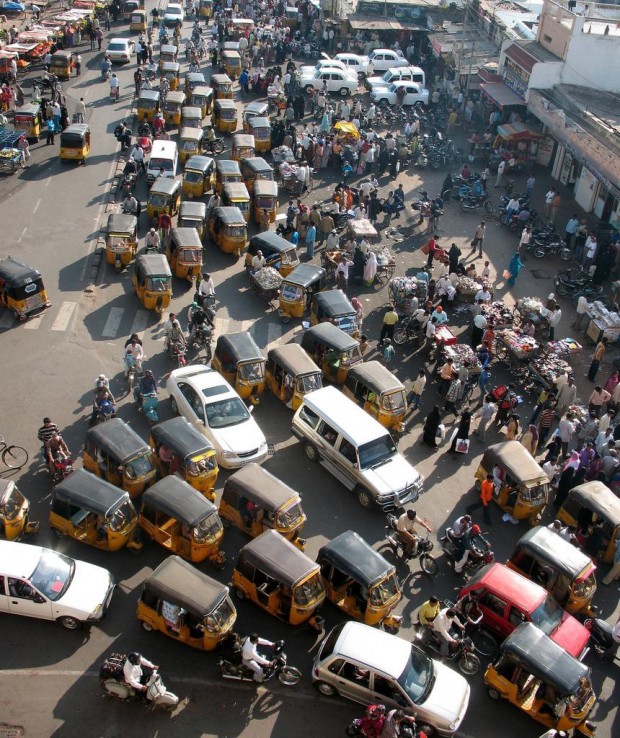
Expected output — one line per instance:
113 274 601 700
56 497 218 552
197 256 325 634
141 620 154 632
51 527 64 539
487 687 501 700
474 479 482 492
314 680 336 697
234 588 245 600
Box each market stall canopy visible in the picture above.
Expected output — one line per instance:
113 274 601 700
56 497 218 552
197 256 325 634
480 82 526 109
348 17 426 32
496 122 543 141
334 121 360 139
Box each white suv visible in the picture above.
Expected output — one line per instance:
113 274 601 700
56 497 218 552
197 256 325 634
371 81 429 107
300 69 359 96
366 66 426 91
367 48 409 73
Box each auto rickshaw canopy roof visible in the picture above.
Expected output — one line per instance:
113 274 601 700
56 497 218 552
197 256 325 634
86 418 152 464
215 331 264 363
151 417 214 459
222 49 241 59
54 469 131 517
238 529 319 588
253 180 279 198
301 322 359 352
213 206 245 225
181 105 202 119
52 50 72 61
135 253 173 277
192 85 213 99
313 289 356 317
249 231 294 257
515 525 595 580
15 103 40 117
144 555 230 617
481 441 547 488
171 227 203 249
60 123 89 142
249 116 271 130
143 476 218 527
223 181 250 200
184 154 214 173
224 462 300 511
0 257 43 288
216 159 242 175
347 361 404 396
319 530 395 588
243 101 269 119
500 623 590 696
334 120 360 139
283 263 326 289
149 177 182 197
106 213 137 236
566 481 620 524
165 90 186 105
242 156 273 174
138 89 160 103
268 344 321 378
186 72 206 84
211 73 233 86
161 61 181 75
160 44 178 56
232 133 256 148
215 99 237 112
179 126 204 142
348 219 378 239
179 200 207 220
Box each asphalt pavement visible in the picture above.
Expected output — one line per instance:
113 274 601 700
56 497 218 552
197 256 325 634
0 5 618 738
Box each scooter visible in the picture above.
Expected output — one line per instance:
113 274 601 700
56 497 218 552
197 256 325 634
92 399 116 425
460 194 493 214
414 627 481 675
138 392 159 424
168 340 187 368
100 654 179 711
383 514 438 575
218 639 302 686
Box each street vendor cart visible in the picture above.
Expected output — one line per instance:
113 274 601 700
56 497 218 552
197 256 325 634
494 329 539 366
528 354 573 389
491 123 542 172
248 266 282 308
513 297 550 339
388 275 428 316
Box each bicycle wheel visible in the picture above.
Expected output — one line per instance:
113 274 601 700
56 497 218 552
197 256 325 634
2 444 28 469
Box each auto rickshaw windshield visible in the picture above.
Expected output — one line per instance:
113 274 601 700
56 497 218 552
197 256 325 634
574 572 597 598
204 596 234 632
193 512 222 543
2 487 25 519
109 501 137 531
397 649 433 704
380 390 406 412
238 361 264 382
30 549 74 601
205 397 250 428
187 454 216 475
359 435 397 470
226 224 246 238
124 452 154 479
370 571 400 605
178 248 201 263
149 192 168 207
275 499 304 528
146 276 171 292
281 283 303 301
297 373 321 393
531 596 563 635
522 483 547 503
184 170 202 183
293 572 323 606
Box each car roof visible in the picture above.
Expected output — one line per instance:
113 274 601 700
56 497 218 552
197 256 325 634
0 539 45 579
467 563 546 610
333 621 410 675
171 365 235 397
109 37 129 44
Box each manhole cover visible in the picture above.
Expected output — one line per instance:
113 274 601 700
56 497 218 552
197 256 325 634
529 269 552 280
0 726 25 738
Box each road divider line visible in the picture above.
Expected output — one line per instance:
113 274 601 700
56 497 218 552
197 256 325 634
51 301 77 332
102 307 124 338
33 198 42 214
17 227 27 244
129 309 149 338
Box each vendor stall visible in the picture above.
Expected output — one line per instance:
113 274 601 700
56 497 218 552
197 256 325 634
584 300 620 344
495 329 539 364
492 123 542 169
513 296 550 339
0 147 23 174
454 275 482 303
438 343 482 376
388 275 428 316
545 338 582 356
249 266 282 307
482 301 514 328
528 354 573 389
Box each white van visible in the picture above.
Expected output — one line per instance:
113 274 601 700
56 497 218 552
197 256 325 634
0 539 115 629
291 386 423 509
147 139 178 183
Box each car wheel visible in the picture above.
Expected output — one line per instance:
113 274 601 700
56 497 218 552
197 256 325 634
141 621 153 632
305 85 314 95
340 87 349 97
303 442 319 462
356 487 373 509
170 395 178 414
58 616 81 630
314 681 337 697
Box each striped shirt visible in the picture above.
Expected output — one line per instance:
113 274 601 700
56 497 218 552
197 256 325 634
38 422 59 445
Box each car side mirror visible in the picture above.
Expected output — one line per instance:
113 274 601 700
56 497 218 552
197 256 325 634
34 594 46 604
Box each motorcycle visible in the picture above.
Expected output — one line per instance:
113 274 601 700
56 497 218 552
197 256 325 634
414 627 481 675
168 340 187 368
99 654 179 711
92 399 116 425
122 172 137 196
383 514 438 575
188 325 213 359
461 195 493 214
50 454 73 486
347 712 420 738
218 639 302 686
203 137 225 155
440 528 494 576
124 355 140 391
575 611 618 661
531 238 571 260
554 268 602 298
392 316 420 345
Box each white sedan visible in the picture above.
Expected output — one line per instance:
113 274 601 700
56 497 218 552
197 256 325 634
370 81 429 107
300 69 359 96
334 53 371 75
300 59 356 79
106 38 134 64
167 365 269 469
164 2 184 26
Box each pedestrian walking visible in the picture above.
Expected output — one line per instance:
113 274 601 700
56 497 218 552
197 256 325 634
73 53 82 76
505 251 523 287
519 225 532 259
476 396 496 442
583 234 598 271
466 474 493 524
574 220 588 262
471 222 486 258
407 369 426 411
445 374 462 415
555 377 577 418
449 411 472 454
550 191 561 223
379 304 399 345
381 339 395 368
525 173 535 200
537 403 557 448
546 304 562 340
588 339 607 382
543 188 556 220
305 223 316 259
46 117 55 145
495 159 505 188
75 97 86 123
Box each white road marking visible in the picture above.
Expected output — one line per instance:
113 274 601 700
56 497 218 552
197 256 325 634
17 227 27 243
0 312 14 329
23 313 43 330
51 301 77 331
33 198 42 214
129 309 149 337
45 176 51 188
102 306 124 337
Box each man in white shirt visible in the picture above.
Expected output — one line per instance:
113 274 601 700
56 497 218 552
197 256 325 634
145 228 160 252
557 414 575 457
584 234 598 271
396 509 431 555
503 196 520 224
542 457 560 485
242 634 274 682
546 305 562 340
573 294 589 330
360 179 374 199
123 652 157 694
198 272 215 299
474 287 491 303
251 250 266 272
432 607 463 656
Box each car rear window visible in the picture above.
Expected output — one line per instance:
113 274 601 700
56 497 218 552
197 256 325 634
109 43 124 51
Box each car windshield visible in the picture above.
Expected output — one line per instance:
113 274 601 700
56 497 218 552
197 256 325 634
204 396 250 428
397 648 433 704
382 71 391 81
388 83 397 92
30 549 74 601
358 434 397 470
531 596 564 635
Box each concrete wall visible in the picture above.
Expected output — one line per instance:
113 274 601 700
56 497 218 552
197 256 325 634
528 60 562 92
537 6 572 57
561 19 620 92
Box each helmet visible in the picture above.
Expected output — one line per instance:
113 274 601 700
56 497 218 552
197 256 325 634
471 524 481 535
128 652 141 665
406 509 417 520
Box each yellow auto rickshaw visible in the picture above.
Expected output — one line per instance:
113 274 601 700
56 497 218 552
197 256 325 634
160 61 181 91
222 181 251 223
266 344 322 411
252 180 279 224
179 127 204 164
210 73 234 100
83 418 157 498
137 89 160 122
230 18 254 39
215 159 243 193
343 361 407 433
162 89 185 127
123 0 141 20
222 49 242 80
50 469 142 552
137 555 236 650
181 105 203 129
105 213 137 272
220 462 307 547
178 200 207 240
474 441 549 525
182 154 215 199
132 253 173 313
231 133 255 163
159 43 178 65
167 226 203 282
318 530 403 631
212 332 266 402
284 6 298 28
185 71 206 96
147 177 182 223
59 124 90 163
507 526 597 615
310 289 360 337
130 8 147 32
149 417 218 499
248 116 271 154
191 85 214 118
241 156 274 194
246 232 298 277
484 623 596 737
139 476 225 566
0 479 39 540
199 0 213 17
232 530 325 629
13 103 42 142
300 322 364 385
242 101 269 132
213 98 238 134
558 481 620 563
209 206 247 256
50 50 72 79
279 263 326 322
0 257 51 321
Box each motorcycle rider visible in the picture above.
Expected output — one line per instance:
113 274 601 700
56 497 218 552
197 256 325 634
187 302 213 342
145 227 161 253
432 607 464 657
124 333 143 349
123 156 138 177
38 416 60 451
46 433 69 476
134 369 158 403
114 121 131 150
196 271 215 303
109 72 120 99
396 509 431 556
124 338 144 373
122 193 138 215
381 709 419 738
138 118 153 138
101 55 112 79
241 633 274 682
167 320 187 356
454 524 486 574
445 514 471 542
91 383 116 425
123 652 158 696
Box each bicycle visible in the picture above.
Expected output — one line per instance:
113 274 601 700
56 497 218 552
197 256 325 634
0 436 29 469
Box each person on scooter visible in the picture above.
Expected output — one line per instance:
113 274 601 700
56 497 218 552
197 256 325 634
46 433 69 476
124 333 143 349
381 709 420 738
109 73 120 99
145 228 160 253
138 118 153 138
432 607 464 657
446 514 471 542
124 338 144 373
454 524 485 574
122 193 138 215
123 157 138 178
114 121 131 150
91 385 116 425
101 56 112 80
242 633 274 682
134 369 158 403
123 652 158 695
396 509 431 556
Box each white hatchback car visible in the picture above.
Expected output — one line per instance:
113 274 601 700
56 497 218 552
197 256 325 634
300 69 358 96
0 540 115 630
313 622 470 736
371 81 429 107
106 38 135 64
164 2 184 25
167 365 269 469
